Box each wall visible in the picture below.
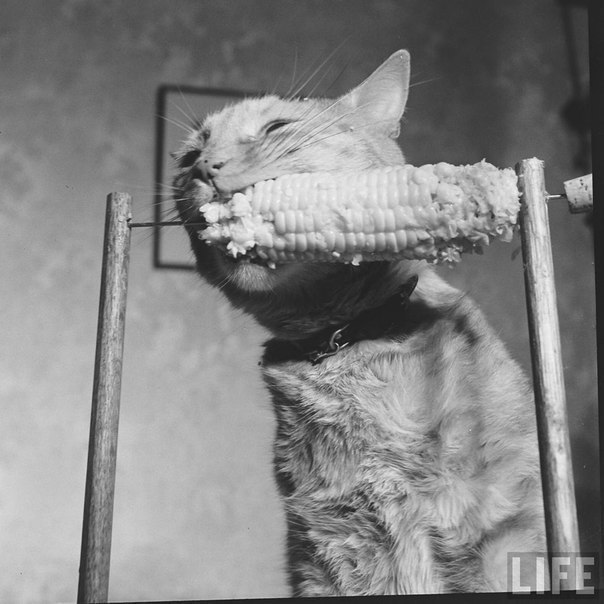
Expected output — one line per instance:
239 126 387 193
0 0 596 601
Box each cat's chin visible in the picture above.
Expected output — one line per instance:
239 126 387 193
214 254 297 294
225 260 278 293
216 255 316 296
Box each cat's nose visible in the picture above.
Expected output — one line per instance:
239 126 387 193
194 159 225 183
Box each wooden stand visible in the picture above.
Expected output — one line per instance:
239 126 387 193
78 193 132 604
78 167 586 597
516 159 581 580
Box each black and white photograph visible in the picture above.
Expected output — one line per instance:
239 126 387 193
0 1 599 601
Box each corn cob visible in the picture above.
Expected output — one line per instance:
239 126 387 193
198 161 520 266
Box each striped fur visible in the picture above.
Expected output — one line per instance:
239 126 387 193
263 267 545 594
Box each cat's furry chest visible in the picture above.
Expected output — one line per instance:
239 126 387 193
262 302 485 502
260 295 544 595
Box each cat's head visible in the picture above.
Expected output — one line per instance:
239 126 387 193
173 50 411 333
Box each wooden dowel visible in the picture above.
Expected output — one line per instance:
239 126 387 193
516 159 580 570
78 192 132 603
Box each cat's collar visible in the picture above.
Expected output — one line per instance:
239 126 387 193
307 323 351 364
262 275 419 366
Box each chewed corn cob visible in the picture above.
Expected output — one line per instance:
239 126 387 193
198 160 520 266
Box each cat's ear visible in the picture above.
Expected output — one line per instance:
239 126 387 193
339 49 410 138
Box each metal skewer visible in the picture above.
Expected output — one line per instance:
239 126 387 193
128 220 206 228
128 174 592 229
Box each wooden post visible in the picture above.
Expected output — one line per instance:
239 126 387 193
78 193 132 603
516 159 580 573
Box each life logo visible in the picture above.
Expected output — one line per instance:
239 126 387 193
507 552 599 596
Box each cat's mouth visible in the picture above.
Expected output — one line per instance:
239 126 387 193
177 177 271 267
181 176 253 219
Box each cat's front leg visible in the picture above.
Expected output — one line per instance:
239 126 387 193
275 464 448 595
282 506 448 596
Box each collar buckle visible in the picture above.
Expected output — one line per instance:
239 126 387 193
307 323 351 365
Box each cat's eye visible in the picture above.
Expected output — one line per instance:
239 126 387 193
179 149 201 168
264 120 292 135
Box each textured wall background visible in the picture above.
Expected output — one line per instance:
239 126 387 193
0 1 596 602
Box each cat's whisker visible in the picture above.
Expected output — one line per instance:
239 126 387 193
318 59 352 98
267 74 290 98
157 113 196 135
266 94 363 161
155 185 186 198
215 272 234 292
292 117 397 154
291 87 347 130
129 226 159 247
157 205 182 219
261 115 316 159
260 105 331 160
115 181 183 195
284 58 321 100
145 201 177 216
155 185 181 193
290 52 405 140
287 47 300 98
168 99 199 132
295 60 339 100
281 111 346 152
305 56 352 99
285 40 348 100
175 88 203 128
296 99 383 146
110 183 187 225
409 76 441 89
268 102 372 163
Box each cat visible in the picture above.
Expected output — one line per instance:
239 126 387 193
173 50 547 595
